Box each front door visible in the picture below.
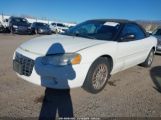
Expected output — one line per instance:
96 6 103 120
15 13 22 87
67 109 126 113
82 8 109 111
116 23 148 71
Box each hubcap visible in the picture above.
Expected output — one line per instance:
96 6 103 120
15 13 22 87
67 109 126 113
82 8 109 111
148 51 154 65
92 64 108 90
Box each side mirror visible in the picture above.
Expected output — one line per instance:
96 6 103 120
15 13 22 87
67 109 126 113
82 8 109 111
121 34 136 42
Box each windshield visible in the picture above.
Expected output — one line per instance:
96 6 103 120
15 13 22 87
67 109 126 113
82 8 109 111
51 23 56 26
36 23 49 27
11 18 28 25
153 28 161 36
64 20 121 40
57 23 66 27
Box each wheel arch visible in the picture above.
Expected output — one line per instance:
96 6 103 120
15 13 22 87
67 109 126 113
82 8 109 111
101 55 113 73
91 54 114 73
152 46 156 52
82 54 113 93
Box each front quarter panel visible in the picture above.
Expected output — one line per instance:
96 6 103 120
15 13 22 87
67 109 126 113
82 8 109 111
77 41 117 74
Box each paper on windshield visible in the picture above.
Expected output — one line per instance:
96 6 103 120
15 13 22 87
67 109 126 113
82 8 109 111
104 22 119 27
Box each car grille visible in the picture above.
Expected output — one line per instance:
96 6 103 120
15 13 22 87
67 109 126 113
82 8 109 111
19 26 28 31
15 52 34 76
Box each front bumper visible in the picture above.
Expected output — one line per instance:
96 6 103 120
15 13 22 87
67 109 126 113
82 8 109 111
13 28 32 34
38 29 52 34
13 48 90 89
0 26 4 32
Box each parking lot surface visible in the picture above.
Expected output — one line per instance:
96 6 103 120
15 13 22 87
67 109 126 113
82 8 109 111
0 34 161 118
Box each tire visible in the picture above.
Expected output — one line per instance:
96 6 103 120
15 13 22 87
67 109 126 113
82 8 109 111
10 27 14 34
82 57 111 94
141 49 155 68
55 29 58 34
31 29 35 35
35 29 38 34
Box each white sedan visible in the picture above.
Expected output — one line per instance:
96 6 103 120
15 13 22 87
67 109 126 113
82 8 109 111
13 19 157 93
50 23 69 33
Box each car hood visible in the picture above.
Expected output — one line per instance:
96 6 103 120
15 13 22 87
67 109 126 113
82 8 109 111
19 34 107 55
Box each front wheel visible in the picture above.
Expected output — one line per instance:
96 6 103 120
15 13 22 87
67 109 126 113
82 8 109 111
141 49 155 67
10 27 15 34
82 57 111 94
35 29 38 34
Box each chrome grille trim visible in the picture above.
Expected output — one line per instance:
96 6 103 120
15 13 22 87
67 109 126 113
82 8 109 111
15 52 34 76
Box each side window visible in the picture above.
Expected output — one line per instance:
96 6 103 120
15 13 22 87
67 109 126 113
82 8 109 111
81 24 96 34
52 23 56 26
153 29 161 35
75 24 96 34
121 23 146 40
57 23 65 27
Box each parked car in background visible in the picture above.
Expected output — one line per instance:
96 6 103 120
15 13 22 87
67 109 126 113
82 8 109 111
0 18 11 33
0 22 5 32
50 22 69 33
13 19 157 93
147 30 152 35
152 27 161 53
2 18 9 30
68 25 74 30
8 16 31 34
31 22 52 35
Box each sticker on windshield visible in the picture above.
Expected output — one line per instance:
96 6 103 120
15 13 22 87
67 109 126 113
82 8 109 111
104 22 119 27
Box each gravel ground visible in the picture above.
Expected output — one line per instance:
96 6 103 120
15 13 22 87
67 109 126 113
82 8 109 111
0 34 161 119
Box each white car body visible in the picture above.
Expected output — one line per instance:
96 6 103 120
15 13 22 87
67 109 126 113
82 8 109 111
2 18 9 29
13 34 157 89
0 21 3 28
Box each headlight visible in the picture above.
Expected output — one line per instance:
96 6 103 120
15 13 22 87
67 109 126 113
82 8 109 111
39 29 43 32
42 53 81 66
13 25 18 28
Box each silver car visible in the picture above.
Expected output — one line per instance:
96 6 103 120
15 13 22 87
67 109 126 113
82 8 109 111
152 27 161 53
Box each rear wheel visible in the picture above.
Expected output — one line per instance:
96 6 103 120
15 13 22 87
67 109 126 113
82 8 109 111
82 57 111 94
141 49 154 67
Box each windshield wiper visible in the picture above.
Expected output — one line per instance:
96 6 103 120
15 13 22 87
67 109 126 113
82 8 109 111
75 33 96 40
62 32 97 40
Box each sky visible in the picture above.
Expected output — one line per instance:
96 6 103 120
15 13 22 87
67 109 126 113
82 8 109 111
0 0 161 23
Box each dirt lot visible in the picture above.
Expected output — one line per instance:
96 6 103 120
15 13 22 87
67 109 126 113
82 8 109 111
0 34 161 119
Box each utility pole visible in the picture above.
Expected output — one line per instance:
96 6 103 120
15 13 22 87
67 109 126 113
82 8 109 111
48 18 49 25
2 12 4 21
